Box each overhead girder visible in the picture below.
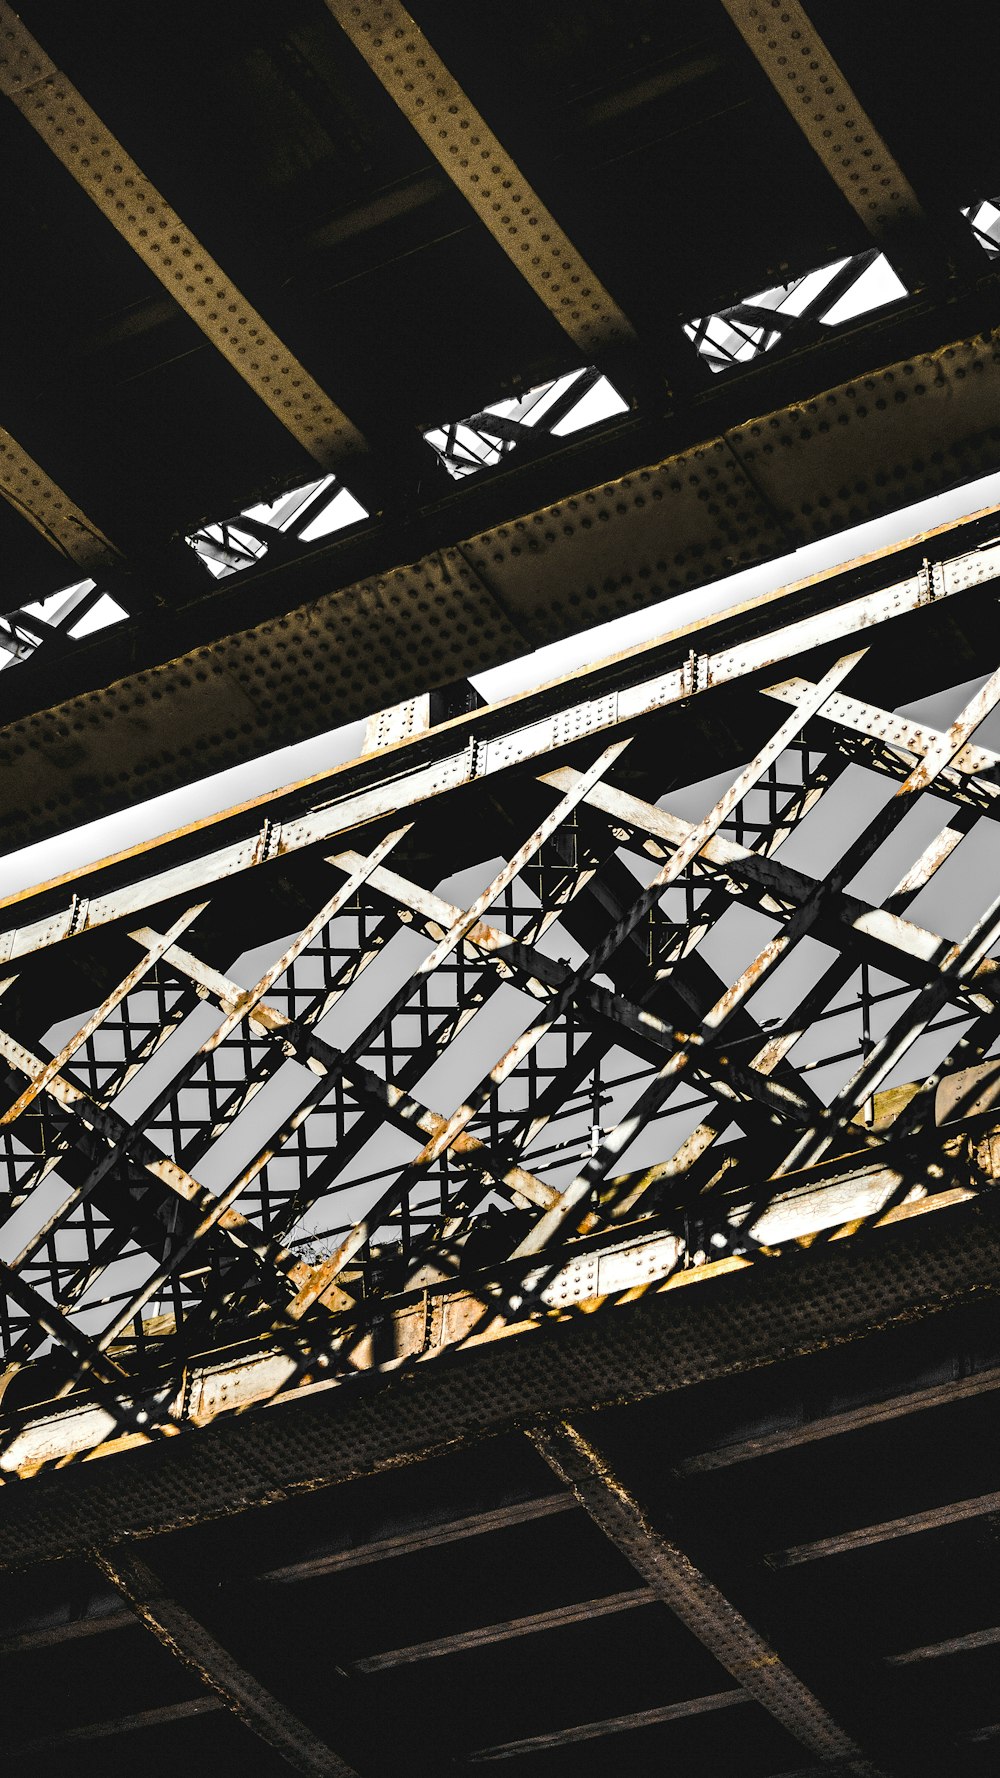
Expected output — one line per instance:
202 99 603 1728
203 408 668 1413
326 0 637 356
718 0 981 287
0 0 368 484
532 1419 888 1772
0 422 121 570
1 535 1000 1480
94 1548 359 1777
719 0 925 244
0 0 993 623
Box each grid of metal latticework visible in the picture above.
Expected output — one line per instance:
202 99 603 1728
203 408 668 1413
2 525 1000 1473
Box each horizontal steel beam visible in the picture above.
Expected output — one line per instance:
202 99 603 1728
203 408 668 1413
0 4 366 468
885 1624 1000 1667
5 1695 225 1758
768 1489 1000 1567
256 1491 576 1583
348 1585 655 1673
8 513 1000 966
4 293 1000 847
327 0 635 353
466 1690 749 1761
0 1596 132 1655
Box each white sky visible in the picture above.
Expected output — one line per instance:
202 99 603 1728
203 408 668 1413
3 465 1000 904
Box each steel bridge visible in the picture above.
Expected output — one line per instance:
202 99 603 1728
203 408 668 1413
1 4 1000 1776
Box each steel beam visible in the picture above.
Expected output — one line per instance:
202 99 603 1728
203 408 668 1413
673 1365 1000 1476
531 1420 888 1773
769 1490 1000 1567
719 1 924 244
0 1184 996 1565
885 1625 1000 1666
0 421 121 568
326 0 635 354
5 1696 225 1758
7 516 1000 974
94 1547 359 1778
256 1491 577 1583
349 1586 655 1673
0 1596 132 1655
466 1691 749 1762
0 4 366 467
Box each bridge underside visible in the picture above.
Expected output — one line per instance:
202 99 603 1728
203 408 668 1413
4 4 1000 1772
1 512 1000 1770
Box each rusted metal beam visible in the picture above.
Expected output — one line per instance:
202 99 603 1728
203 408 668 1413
0 1176 980 1482
5 523 1000 973
0 1595 131 1655
465 1690 749 1762
531 1420 888 1773
769 1490 1000 1568
349 1585 656 1674
0 1183 996 1563
257 1491 577 1583
0 901 204 1127
4 1695 225 1757
764 678 1000 799
326 0 635 354
719 0 925 244
0 4 366 467
94 1547 359 1777
541 767 1000 1006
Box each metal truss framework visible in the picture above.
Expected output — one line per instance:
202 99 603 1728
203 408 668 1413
2 516 1000 1450
4 524 1000 1770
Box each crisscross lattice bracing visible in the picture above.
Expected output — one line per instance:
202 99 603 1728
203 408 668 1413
2 629 1000 1460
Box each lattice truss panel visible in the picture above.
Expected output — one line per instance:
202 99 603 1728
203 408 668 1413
2 640 1000 1449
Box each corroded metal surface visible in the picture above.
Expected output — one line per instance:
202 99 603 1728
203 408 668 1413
2 537 1000 1486
533 1420 886 1771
